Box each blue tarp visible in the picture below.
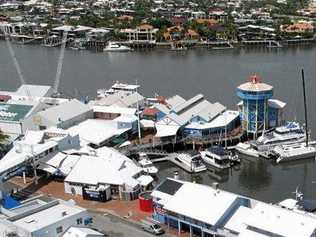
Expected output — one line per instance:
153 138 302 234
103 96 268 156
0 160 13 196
2 195 21 209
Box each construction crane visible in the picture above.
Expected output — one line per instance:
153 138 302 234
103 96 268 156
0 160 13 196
53 30 68 96
1 26 31 98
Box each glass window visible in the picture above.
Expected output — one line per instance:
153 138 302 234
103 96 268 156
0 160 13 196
76 218 83 225
56 226 63 234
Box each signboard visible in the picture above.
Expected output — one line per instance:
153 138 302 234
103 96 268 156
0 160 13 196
0 103 33 122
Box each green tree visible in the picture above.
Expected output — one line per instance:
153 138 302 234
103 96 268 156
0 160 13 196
0 130 8 153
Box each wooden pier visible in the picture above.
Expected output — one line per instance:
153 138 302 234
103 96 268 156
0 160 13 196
242 40 282 48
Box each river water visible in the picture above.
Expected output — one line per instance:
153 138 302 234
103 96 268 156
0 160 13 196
1 41 316 202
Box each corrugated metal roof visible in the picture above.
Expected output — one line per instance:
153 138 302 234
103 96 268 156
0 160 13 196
173 94 204 114
37 99 91 124
166 95 186 108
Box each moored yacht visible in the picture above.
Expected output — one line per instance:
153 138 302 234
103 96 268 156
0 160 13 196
250 122 305 152
104 42 133 52
138 152 158 176
271 143 316 163
97 81 140 98
175 152 206 173
235 142 259 157
200 147 238 169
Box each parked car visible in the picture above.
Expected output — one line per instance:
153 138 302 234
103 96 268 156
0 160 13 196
141 220 165 235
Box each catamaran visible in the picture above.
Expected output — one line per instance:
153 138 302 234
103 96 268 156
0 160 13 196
272 143 316 163
270 69 316 163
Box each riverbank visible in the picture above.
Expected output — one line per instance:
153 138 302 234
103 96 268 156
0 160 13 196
1 34 316 51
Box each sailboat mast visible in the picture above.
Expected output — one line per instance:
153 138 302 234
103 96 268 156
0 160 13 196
301 69 309 147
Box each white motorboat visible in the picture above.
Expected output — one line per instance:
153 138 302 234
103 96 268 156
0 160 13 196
138 153 158 175
104 42 133 52
272 143 316 163
176 152 206 173
200 147 238 170
250 122 305 152
96 81 140 98
170 44 187 51
235 142 259 157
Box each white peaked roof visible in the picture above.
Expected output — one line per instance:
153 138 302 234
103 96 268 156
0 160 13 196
38 153 80 176
242 202 316 237
173 94 204 114
68 119 130 146
62 227 105 237
163 182 237 226
65 147 142 188
166 95 186 108
15 84 53 97
37 99 92 124
185 110 239 130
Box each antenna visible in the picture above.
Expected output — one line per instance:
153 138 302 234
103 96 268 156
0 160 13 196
292 185 303 201
136 79 142 144
301 69 308 147
53 30 68 95
1 26 31 98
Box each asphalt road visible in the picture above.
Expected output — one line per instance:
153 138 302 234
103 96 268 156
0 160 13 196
90 212 171 237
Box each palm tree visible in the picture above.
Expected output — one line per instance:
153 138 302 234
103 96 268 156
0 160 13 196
0 130 8 152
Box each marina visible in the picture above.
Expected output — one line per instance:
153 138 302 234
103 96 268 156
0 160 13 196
1 38 316 237
1 43 316 203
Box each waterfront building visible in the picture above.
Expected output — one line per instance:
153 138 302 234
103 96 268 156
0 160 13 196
152 178 316 237
64 146 152 201
68 116 138 147
0 84 67 140
93 105 136 120
0 127 80 184
120 24 158 43
92 91 145 108
0 197 92 237
238 25 276 40
33 99 93 130
237 75 286 136
152 94 241 144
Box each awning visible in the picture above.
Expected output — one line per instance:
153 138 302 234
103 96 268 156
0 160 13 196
155 124 180 138
141 119 155 128
137 175 154 187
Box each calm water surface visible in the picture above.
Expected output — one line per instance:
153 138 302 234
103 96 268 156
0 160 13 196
1 41 316 202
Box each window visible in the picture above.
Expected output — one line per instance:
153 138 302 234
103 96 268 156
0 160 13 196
56 226 63 234
76 218 83 225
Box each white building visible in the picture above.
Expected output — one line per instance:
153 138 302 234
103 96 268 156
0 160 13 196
0 197 92 237
62 227 105 237
152 178 316 237
34 99 93 130
64 146 151 201
0 128 80 183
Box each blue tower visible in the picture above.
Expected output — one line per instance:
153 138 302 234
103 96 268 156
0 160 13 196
237 75 273 135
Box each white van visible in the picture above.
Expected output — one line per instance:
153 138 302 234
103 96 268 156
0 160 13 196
141 220 165 235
